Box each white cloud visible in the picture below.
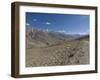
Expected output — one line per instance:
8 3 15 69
26 23 30 26
33 19 37 21
57 30 88 35
78 32 89 35
57 30 66 34
45 22 51 25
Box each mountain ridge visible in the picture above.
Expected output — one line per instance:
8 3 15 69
26 26 89 48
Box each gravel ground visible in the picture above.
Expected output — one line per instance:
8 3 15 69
26 40 89 67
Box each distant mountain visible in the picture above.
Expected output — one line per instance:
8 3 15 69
75 35 89 41
26 26 87 48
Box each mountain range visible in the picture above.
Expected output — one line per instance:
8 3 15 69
26 26 89 48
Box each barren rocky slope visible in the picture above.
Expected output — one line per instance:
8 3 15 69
26 26 89 67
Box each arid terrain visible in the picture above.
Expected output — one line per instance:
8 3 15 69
26 26 89 67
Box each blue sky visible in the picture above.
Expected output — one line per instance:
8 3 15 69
26 12 89 34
